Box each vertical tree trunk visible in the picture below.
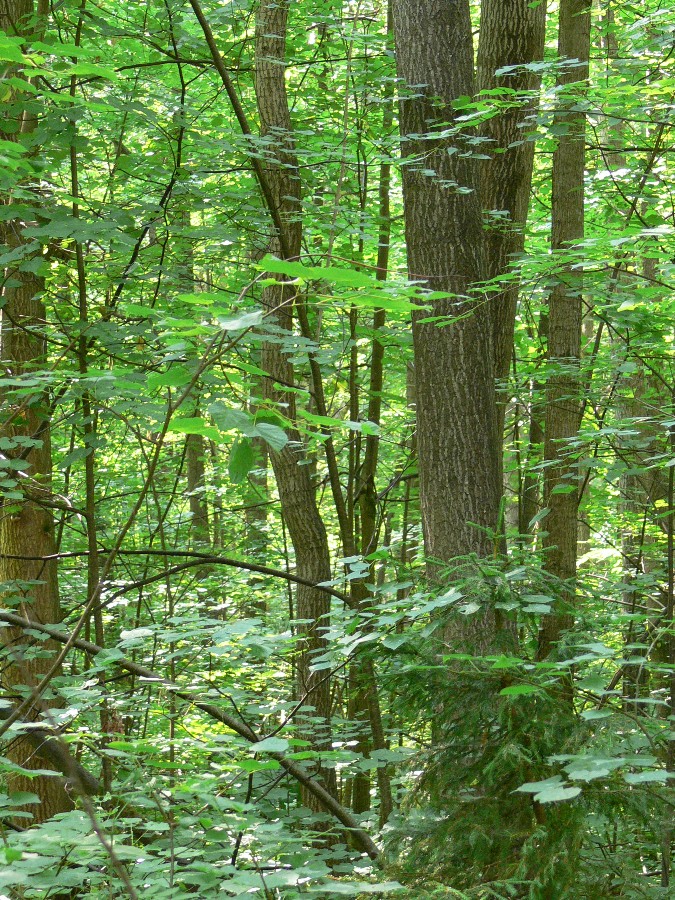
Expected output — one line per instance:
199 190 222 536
477 0 547 394
0 0 72 820
178 212 210 548
186 430 210 544
393 0 500 651
538 0 591 659
477 1 547 536
346 28 395 818
254 0 337 807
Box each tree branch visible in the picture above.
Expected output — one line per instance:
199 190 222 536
0 610 379 859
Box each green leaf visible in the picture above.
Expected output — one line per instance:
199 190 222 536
147 366 193 390
382 634 410 650
237 758 281 772
216 309 263 331
168 418 220 440
208 402 253 434
0 34 26 64
580 709 612 721
260 255 375 288
535 785 582 803
624 771 670 785
516 777 580 803
254 421 288 452
69 62 118 80
3 792 39 806
306 881 403 895
229 438 255 484
119 627 153 644
499 684 543 697
249 736 289 753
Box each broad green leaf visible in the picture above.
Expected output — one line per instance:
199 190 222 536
535 785 581 803
624 771 670 785
0 33 25 64
237 758 281 772
500 684 542 697
254 421 288 452
209 402 253 434
249 736 289 753
70 62 117 80
168 418 220 440
119 627 153 643
260 255 375 288
580 709 613 721
307 881 403 894
3 792 39 806
216 309 263 331
229 438 255 483
147 367 193 390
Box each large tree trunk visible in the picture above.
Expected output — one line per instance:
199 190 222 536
392 0 500 651
538 0 591 659
254 0 337 807
0 0 72 820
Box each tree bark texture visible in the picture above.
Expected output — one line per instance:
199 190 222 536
392 0 500 653
538 0 591 659
477 0 546 402
0 0 72 820
254 0 337 805
393 0 499 561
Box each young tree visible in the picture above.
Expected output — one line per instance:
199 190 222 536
538 0 591 659
253 0 337 806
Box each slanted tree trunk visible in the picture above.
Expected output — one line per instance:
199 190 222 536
0 0 72 821
538 0 591 660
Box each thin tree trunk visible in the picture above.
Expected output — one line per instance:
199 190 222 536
477 0 547 418
186 430 210 544
254 0 337 807
346 8 395 821
538 0 591 659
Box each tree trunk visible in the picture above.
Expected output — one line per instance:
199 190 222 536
477 0 547 393
477 0 547 535
392 0 500 652
186 430 210 544
254 0 337 807
538 0 591 659
0 0 72 820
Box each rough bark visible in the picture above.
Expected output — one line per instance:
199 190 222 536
477 0 546 389
392 0 500 651
538 0 591 659
0 0 73 821
254 0 337 806
477 0 547 515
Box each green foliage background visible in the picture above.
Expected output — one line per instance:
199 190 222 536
0 0 674 897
